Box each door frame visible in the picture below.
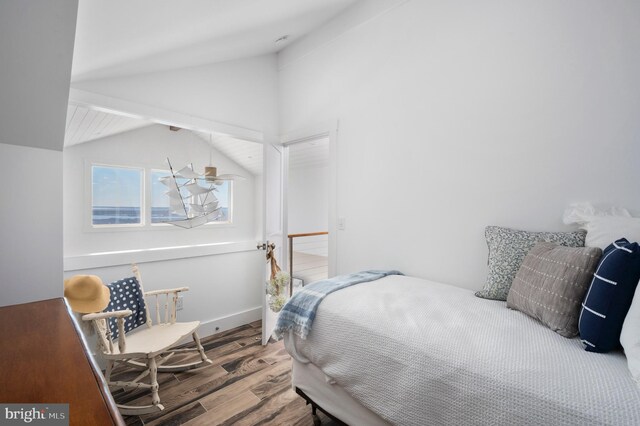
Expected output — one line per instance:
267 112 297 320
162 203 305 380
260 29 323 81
281 120 339 278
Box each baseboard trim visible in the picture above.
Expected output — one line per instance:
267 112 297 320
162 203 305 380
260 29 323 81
197 306 262 339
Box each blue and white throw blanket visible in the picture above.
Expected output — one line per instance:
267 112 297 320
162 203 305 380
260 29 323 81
273 270 402 340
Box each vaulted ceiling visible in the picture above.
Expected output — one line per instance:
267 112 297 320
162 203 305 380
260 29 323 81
67 0 344 170
65 105 152 146
72 0 357 82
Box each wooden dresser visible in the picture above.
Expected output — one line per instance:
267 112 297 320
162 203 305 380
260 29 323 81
0 298 124 425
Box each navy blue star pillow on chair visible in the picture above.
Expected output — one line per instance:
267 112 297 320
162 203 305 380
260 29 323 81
104 276 148 340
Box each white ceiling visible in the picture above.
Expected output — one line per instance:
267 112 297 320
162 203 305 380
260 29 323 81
72 0 358 81
68 1 346 168
64 105 152 147
289 137 330 169
64 105 328 173
195 132 264 176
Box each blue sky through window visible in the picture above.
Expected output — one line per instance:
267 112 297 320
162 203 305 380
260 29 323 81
92 166 142 207
92 165 142 225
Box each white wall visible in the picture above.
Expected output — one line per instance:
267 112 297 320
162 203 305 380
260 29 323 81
278 0 640 290
66 54 280 333
288 165 329 256
63 251 263 340
0 0 77 306
63 125 263 332
64 125 257 254
288 165 329 234
0 0 78 151
1 144 63 305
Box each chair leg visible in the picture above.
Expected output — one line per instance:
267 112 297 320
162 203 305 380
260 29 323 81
192 331 210 363
148 357 161 407
105 360 114 383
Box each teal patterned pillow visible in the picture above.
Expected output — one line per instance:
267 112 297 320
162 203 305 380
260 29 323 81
475 226 586 301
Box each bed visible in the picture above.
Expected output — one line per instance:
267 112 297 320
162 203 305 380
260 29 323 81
283 275 640 425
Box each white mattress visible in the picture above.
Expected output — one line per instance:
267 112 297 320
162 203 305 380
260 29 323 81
284 275 640 425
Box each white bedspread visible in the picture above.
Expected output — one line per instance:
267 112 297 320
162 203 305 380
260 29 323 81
285 275 640 425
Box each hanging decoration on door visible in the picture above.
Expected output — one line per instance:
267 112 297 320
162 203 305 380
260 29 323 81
265 243 290 312
159 158 242 229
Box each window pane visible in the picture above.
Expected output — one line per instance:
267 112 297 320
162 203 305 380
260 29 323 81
213 181 231 222
151 170 188 223
92 166 142 225
151 170 232 224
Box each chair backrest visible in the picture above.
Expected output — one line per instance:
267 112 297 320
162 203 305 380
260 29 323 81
104 276 148 340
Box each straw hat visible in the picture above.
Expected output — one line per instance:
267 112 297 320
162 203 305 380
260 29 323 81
64 275 111 313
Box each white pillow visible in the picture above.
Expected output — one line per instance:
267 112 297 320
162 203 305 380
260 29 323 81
583 216 640 249
621 284 640 385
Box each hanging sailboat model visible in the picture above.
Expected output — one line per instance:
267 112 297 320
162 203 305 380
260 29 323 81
160 158 242 229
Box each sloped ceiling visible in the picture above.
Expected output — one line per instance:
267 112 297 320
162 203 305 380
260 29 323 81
194 131 263 176
72 0 357 81
289 137 329 169
64 105 152 147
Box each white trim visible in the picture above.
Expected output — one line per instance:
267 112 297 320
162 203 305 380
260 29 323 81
64 240 258 271
281 120 339 278
281 120 335 145
68 88 263 143
84 160 236 233
90 163 146 228
196 306 262 340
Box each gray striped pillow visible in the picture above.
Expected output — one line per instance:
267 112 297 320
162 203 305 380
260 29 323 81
507 242 602 337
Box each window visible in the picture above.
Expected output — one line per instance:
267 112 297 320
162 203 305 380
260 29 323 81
151 170 232 225
92 165 143 225
151 170 188 223
212 180 232 223
91 165 232 228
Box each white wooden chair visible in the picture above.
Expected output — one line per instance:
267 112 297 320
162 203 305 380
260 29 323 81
82 264 212 415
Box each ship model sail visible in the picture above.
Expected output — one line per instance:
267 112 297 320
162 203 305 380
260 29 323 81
159 158 240 229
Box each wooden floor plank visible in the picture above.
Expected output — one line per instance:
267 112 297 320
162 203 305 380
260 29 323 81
221 386 299 426
199 360 292 411
141 359 269 424
183 391 261 426
144 401 207 426
121 365 228 422
111 322 335 426
258 342 289 365
258 396 313 426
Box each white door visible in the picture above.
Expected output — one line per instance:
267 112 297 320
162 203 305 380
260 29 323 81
261 142 285 344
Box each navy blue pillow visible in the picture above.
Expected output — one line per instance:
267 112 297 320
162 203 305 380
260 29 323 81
579 238 640 352
104 276 148 340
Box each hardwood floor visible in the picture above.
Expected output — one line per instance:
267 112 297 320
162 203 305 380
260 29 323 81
112 321 337 425
292 252 328 286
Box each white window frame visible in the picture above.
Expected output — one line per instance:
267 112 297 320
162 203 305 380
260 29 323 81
90 163 145 228
86 162 234 230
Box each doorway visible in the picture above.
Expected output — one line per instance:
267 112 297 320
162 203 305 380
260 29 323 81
284 135 333 292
